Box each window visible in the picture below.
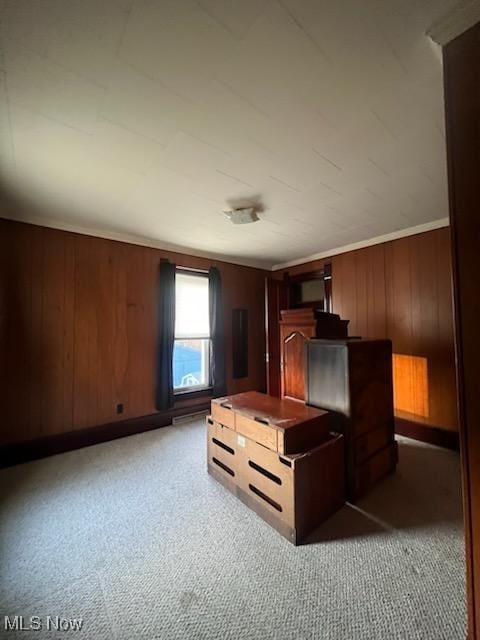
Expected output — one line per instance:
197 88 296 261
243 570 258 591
289 264 332 311
173 270 210 391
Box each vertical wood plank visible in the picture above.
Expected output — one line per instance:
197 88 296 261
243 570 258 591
435 228 458 428
354 249 368 337
332 252 357 334
367 243 387 338
38 229 75 436
1 223 34 442
265 277 287 397
27 225 44 439
73 235 98 429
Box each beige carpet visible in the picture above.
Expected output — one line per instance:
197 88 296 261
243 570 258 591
0 419 466 639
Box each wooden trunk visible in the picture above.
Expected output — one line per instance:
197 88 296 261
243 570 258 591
211 391 330 455
207 417 345 545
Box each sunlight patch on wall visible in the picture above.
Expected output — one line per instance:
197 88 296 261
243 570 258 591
392 354 429 419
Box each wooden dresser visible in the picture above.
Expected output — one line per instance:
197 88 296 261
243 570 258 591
279 308 349 401
305 338 397 500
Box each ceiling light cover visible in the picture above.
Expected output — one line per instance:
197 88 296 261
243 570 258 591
223 208 259 224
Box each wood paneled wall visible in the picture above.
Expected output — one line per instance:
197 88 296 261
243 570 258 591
331 243 387 339
386 230 456 430
0 219 267 446
276 228 458 432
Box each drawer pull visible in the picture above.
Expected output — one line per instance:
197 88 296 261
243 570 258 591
220 402 233 410
248 460 282 485
212 457 235 477
254 416 269 425
248 484 282 512
212 438 234 455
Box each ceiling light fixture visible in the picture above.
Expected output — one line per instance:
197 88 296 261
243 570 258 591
223 207 259 224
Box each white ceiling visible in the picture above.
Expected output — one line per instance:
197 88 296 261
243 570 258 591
0 0 458 269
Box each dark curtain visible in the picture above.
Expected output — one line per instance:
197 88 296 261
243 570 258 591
156 260 176 411
209 267 227 398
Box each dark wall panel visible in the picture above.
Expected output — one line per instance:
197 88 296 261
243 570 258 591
444 21 480 638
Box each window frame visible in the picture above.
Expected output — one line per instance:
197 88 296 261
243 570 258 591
173 267 212 396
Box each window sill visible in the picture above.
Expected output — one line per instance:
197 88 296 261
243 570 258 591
174 386 213 402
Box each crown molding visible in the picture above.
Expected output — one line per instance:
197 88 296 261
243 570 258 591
0 212 272 271
427 0 480 45
271 218 450 271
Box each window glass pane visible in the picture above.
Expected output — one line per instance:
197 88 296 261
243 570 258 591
175 273 209 339
173 339 209 389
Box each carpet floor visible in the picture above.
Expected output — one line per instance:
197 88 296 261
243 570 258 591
0 419 466 639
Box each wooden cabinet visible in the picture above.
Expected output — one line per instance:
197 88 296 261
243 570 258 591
279 309 349 402
280 318 316 401
305 338 397 500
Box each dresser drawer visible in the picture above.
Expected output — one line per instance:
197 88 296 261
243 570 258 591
206 417 238 481
354 441 398 498
354 427 392 464
235 413 278 451
211 401 236 429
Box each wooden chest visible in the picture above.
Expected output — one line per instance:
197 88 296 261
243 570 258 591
207 416 345 545
211 391 330 455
